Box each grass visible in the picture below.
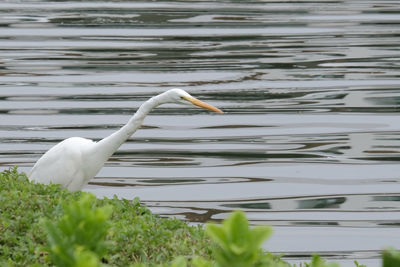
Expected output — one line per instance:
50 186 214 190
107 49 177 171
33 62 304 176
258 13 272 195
0 167 211 266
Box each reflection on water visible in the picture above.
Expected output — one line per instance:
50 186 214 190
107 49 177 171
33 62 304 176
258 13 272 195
1 1 400 266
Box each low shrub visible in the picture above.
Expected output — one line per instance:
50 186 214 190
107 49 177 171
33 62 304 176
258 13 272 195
2 167 400 267
0 167 211 266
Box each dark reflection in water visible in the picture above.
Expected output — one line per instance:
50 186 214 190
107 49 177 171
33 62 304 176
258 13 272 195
297 197 346 209
1 0 400 265
223 202 272 210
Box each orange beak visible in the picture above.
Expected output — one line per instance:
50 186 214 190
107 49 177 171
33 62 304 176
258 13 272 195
183 96 223 114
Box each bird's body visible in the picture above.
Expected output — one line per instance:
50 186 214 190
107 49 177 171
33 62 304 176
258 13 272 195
28 89 222 191
29 137 97 191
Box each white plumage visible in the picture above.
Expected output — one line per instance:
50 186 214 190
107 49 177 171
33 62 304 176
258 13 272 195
29 88 222 191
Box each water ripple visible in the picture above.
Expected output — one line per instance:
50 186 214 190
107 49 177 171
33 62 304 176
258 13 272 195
1 1 400 265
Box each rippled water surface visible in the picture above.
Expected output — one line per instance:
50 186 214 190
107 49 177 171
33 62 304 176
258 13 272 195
1 1 400 266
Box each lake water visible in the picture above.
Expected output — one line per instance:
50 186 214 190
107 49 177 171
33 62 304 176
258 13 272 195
1 1 400 266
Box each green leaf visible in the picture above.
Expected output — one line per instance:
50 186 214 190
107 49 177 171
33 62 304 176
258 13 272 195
205 210 277 267
308 255 339 267
170 256 187 267
191 256 213 267
354 260 366 267
250 226 273 250
383 248 400 267
205 224 228 249
74 247 102 267
42 194 112 266
225 210 249 247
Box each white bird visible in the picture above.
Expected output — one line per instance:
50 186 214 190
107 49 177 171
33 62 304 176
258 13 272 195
28 88 222 191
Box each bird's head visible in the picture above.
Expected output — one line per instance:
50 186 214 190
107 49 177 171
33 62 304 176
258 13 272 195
159 88 223 113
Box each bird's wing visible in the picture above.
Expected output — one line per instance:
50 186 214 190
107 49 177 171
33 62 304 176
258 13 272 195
28 137 89 187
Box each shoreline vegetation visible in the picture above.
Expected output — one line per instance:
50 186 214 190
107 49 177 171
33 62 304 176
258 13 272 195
0 167 399 267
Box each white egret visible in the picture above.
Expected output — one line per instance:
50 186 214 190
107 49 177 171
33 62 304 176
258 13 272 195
28 88 223 191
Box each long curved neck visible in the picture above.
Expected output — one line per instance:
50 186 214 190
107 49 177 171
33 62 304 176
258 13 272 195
91 94 162 162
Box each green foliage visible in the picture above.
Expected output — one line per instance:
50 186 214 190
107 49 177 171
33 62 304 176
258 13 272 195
191 256 214 267
108 198 210 265
304 255 339 267
354 260 366 267
43 194 112 266
383 248 400 267
0 167 211 266
68 248 102 267
167 210 288 267
205 210 278 267
2 167 399 267
170 256 187 267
